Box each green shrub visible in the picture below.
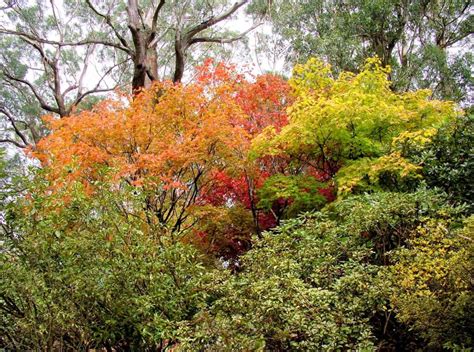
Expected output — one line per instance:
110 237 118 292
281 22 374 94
0 180 207 351
179 214 387 351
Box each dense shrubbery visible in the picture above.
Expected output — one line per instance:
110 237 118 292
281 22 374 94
389 217 474 349
178 190 472 351
410 114 474 211
1 180 208 350
1 58 472 351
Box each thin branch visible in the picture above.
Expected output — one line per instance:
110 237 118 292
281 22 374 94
148 26 172 48
2 72 59 114
0 138 27 148
71 59 129 109
0 28 130 53
151 0 166 32
0 106 30 147
84 0 131 51
185 0 249 39
76 44 95 97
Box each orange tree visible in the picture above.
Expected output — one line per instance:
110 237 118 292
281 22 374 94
33 61 298 259
196 63 294 238
34 67 249 234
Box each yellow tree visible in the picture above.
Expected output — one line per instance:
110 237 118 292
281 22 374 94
253 57 460 196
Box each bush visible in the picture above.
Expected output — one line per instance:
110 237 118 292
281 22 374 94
179 214 387 351
388 217 474 349
327 189 462 264
178 189 469 350
0 180 207 351
415 114 473 212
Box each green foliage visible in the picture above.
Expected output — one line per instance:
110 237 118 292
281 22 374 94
179 214 386 351
257 174 327 219
177 189 470 350
0 178 207 351
334 154 422 194
410 114 474 212
253 0 474 102
326 189 461 263
0 148 7 200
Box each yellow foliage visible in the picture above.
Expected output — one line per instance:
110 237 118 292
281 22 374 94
252 57 460 196
388 217 474 347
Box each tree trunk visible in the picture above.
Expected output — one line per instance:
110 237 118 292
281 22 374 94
173 38 186 83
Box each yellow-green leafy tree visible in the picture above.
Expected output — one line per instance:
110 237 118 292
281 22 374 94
252 57 460 197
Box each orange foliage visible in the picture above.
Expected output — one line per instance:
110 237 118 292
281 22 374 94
34 60 293 252
35 80 248 190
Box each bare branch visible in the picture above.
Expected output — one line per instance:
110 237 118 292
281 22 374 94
62 84 79 97
149 31 168 50
189 22 262 46
0 28 130 53
151 0 166 32
76 44 95 97
127 0 141 30
0 138 27 148
185 0 249 39
2 72 59 114
71 59 129 109
84 0 131 51
0 106 30 147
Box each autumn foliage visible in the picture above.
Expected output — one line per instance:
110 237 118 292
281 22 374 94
34 61 296 257
32 57 461 258
3 56 472 351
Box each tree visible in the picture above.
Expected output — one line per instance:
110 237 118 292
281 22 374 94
32 60 299 258
82 0 262 89
0 0 128 148
33 64 250 233
198 66 294 235
0 177 208 351
249 0 474 102
0 0 264 148
253 57 459 197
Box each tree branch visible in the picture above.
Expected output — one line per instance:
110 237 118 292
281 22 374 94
151 0 166 32
189 22 262 46
0 106 30 147
0 28 131 54
0 138 27 148
185 0 249 39
84 0 131 51
2 72 59 114
71 59 129 109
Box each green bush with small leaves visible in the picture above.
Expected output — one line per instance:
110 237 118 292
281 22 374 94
0 178 208 351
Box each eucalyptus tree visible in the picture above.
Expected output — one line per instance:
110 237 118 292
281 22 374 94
0 0 264 148
249 0 473 102
0 0 121 148
82 0 262 89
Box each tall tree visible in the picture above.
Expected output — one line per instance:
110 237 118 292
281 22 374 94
83 0 261 89
0 0 263 148
249 0 473 102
